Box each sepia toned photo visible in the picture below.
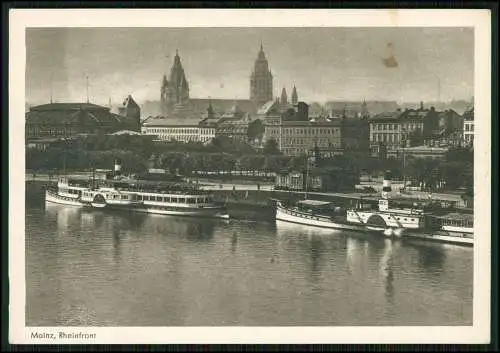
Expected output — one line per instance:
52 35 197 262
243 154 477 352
9 9 491 344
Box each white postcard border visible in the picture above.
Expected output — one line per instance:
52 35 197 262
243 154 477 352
9 8 492 344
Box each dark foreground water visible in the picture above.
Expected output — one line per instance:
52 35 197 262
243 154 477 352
26 190 473 326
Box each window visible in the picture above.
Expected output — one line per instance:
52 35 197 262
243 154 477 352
121 195 128 200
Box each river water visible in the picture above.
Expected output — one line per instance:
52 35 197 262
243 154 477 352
25 188 473 326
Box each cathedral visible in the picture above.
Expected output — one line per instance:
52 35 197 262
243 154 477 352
156 44 299 120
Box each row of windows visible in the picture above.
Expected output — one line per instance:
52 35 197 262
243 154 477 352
140 195 213 204
464 123 474 131
29 128 69 136
371 133 402 143
280 138 339 147
147 128 200 134
61 188 80 194
82 191 214 204
372 123 422 131
267 128 340 135
155 135 200 142
394 216 417 222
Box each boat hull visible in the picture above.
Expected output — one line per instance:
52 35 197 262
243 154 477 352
45 190 229 219
45 189 85 207
403 231 473 246
276 204 365 232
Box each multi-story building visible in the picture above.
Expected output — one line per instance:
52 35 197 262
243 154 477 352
141 116 216 143
369 102 439 156
213 101 253 143
463 107 474 147
263 115 369 157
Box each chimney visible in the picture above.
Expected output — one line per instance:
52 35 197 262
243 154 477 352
420 101 424 110
381 170 392 198
114 159 122 174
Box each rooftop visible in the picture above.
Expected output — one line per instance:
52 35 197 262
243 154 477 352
142 116 204 127
434 212 474 222
298 199 332 207
463 107 474 121
30 103 109 112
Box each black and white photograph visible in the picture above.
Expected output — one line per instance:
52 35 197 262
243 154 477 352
9 9 491 344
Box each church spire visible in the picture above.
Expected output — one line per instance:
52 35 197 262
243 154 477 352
280 87 288 104
291 85 298 105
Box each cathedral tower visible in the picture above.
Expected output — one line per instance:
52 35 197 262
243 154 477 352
250 43 273 108
161 50 190 115
291 85 298 106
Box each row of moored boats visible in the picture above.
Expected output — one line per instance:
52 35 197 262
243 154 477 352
44 164 474 246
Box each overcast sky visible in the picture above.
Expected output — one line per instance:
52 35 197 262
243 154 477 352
26 27 474 106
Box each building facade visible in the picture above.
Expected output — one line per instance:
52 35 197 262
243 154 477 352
141 116 216 143
369 102 439 156
26 100 140 141
263 116 369 157
214 101 252 143
463 107 474 147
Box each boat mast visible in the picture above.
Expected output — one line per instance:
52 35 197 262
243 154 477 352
304 150 310 199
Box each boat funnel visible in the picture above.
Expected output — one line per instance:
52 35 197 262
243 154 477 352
114 159 122 174
382 170 392 198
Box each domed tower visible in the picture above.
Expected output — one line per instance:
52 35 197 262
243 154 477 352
250 43 273 108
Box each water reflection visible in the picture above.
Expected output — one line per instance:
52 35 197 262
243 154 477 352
112 227 122 264
26 189 474 326
379 239 399 307
231 231 238 253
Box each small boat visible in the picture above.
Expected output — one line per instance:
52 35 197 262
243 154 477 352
275 199 367 232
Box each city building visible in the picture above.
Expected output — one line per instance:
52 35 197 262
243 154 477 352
141 116 215 143
386 146 449 160
25 100 140 141
324 100 399 117
263 114 369 157
369 102 440 157
463 107 474 147
117 95 141 131
214 101 253 142
275 166 358 192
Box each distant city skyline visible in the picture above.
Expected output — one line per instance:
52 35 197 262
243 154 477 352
26 27 474 107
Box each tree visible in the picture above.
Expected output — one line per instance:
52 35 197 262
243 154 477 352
247 119 265 142
263 138 280 155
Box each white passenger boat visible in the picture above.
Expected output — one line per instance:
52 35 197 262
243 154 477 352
346 197 441 237
403 212 473 246
402 230 473 246
275 199 366 232
45 176 229 219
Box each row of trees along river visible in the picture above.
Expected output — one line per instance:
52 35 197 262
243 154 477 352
26 133 473 193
